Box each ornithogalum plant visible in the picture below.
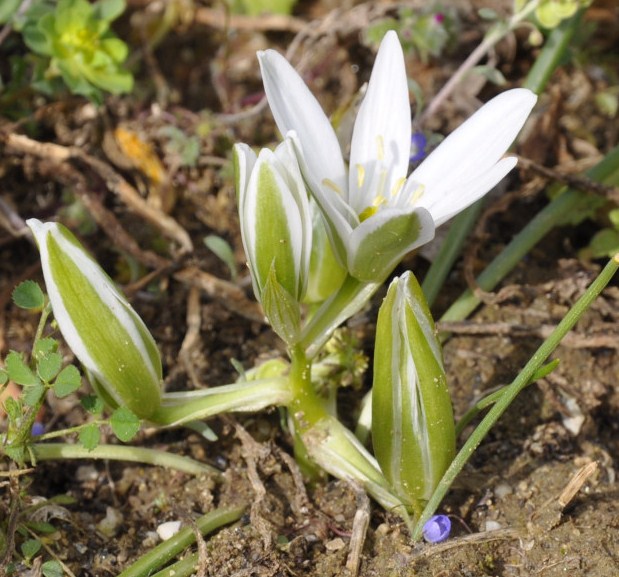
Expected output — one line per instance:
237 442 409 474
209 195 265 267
30 29 607 541
257 30 536 282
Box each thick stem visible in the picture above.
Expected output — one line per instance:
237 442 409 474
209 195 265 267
151 377 291 427
300 275 379 358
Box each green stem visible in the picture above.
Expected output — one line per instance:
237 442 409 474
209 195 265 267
30 443 219 476
117 506 245 577
151 554 198 577
300 275 379 358
440 144 619 329
522 10 583 94
412 255 619 540
151 377 291 427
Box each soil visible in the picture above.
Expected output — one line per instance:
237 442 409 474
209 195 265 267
1 1 619 576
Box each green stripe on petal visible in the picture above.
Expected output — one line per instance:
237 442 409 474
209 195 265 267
372 272 455 505
254 158 301 298
28 219 162 419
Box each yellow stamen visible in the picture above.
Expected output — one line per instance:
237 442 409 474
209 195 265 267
391 177 406 198
376 135 384 161
356 164 365 189
409 183 425 204
323 178 344 195
359 195 386 222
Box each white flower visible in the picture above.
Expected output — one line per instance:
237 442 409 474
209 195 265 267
258 30 537 282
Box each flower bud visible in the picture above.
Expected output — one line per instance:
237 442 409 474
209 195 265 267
235 138 311 343
27 219 162 419
372 271 455 504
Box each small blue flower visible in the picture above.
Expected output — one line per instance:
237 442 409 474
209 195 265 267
31 422 45 436
410 132 428 163
422 514 451 543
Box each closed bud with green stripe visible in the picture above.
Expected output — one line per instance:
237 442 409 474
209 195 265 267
235 138 311 343
372 271 455 507
27 219 162 419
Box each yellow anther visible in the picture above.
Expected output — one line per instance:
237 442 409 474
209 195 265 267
391 177 406 197
409 183 425 204
358 195 386 222
359 206 378 222
323 178 344 195
376 135 385 161
356 164 365 189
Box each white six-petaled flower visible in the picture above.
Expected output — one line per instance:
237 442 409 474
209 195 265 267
258 30 537 282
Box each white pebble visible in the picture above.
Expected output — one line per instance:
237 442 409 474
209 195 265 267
157 520 182 541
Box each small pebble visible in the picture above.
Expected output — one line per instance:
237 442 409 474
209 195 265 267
157 520 182 541
485 520 502 532
97 506 123 538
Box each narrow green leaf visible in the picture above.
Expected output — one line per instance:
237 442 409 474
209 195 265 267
53 365 82 397
12 280 45 310
6 351 39 386
0 369 8 386
79 423 101 451
41 560 64 577
204 235 238 280
21 538 42 560
110 406 140 442
37 352 63 382
25 521 57 534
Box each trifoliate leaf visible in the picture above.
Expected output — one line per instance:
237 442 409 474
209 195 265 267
37 352 63 382
79 423 101 451
23 382 46 407
81 395 104 415
53 365 82 397
34 337 58 359
6 351 39 386
21 538 42 561
41 560 64 577
110 406 140 442
12 280 45 310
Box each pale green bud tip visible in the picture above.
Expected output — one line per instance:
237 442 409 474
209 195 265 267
372 271 455 504
27 219 162 419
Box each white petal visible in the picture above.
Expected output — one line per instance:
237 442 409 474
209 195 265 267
287 132 354 266
348 31 412 215
258 49 347 195
410 88 536 202
424 157 517 226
